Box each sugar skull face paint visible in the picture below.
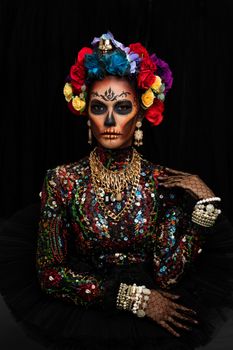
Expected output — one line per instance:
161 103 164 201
88 76 140 149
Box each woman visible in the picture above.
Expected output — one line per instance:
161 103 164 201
1 31 233 350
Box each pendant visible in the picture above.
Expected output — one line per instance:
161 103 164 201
110 194 116 202
116 192 122 201
98 188 105 197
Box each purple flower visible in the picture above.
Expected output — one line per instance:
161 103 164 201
150 53 173 94
91 31 125 51
124 47 141 74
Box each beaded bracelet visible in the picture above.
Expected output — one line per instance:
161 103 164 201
136 286 151 318
191 196 221 227
116 283 151 317
116 283 129 310
196 196 221 205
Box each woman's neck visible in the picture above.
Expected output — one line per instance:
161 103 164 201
94 145 134 170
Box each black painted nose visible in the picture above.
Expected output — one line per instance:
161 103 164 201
104 112 116 126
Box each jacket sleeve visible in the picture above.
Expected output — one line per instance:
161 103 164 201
36 168 114 308
151 168 233 345
152 185 206 289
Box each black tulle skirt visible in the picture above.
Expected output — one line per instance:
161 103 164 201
0 202 233 350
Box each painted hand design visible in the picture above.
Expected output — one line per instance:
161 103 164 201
158 167 215 200
145 290 198 337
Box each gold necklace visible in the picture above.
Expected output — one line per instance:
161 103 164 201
89 147 141 221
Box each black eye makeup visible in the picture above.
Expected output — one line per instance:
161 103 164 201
114 100 133 115
90 99 133 115
90 100 107 115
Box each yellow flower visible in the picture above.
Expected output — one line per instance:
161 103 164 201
63 83 73 102
141 88 154 108
72 96 86 112
151 75 162 92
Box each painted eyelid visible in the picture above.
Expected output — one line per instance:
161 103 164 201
90 100 106 106
114 103 132 113
90 99 132 109
113 99 132 106
114 103 132 109
90 101 107 109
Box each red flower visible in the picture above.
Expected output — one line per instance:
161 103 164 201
137 57 157 89
129 43 149 58
69 47 93 94
70 62 86 93
77 283 100 301
138 71 156 89
77 47 93 64
140 56 157 72
41 269 62 288
145 99 164 126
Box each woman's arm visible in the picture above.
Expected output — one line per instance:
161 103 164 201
146 166 233 339
36 168 112 307
152 187 204 288
152 166 224 288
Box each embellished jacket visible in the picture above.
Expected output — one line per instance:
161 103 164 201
36 147 204 308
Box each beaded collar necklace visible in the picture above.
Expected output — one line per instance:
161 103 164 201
89 147 141 221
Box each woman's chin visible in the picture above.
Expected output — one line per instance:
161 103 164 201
97 137 132 149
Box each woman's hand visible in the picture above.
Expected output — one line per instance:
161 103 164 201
145 290 198 337
158 167 215 200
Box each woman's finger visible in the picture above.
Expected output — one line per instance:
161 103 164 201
159 320 180 337
167 316 191 331
172 302 197 315
158 178 183 184
158 175 184 181
165 167 191 176
172 310 198 325
159 181 180 188
159 290 180 300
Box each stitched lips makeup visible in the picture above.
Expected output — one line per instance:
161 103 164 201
101 130 122 139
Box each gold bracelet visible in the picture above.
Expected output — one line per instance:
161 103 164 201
191 201 221 227
116 283 151 318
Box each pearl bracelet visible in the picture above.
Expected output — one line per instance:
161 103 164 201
116 283 151 317
191 197 221 227
196 196 221 205
136 286 151 318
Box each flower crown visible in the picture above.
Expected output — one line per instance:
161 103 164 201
63 31 173 126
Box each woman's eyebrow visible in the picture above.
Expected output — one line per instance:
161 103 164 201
114 99 132 104
90 88 131 101
90 98 106 104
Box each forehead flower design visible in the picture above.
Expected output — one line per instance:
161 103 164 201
63 31 173 126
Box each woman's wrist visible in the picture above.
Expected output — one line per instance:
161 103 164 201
191 196 222 227
116 282 151 317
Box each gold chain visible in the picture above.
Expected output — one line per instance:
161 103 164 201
89 147 142 221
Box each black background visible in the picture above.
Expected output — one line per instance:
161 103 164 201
0 0 233 348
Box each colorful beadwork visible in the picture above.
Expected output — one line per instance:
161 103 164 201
36 146 204 306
